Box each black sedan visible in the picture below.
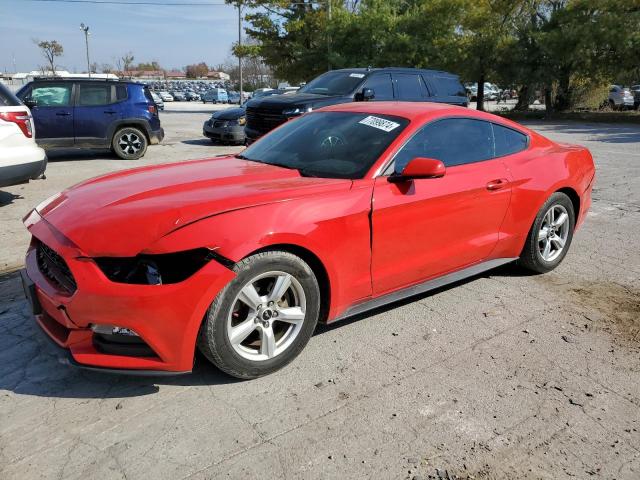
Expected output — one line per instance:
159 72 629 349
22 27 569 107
203 107 246 145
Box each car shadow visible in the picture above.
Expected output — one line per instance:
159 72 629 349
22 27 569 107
181 139 215 146
0 190 24 207
45 149 114 162
0 262 532 399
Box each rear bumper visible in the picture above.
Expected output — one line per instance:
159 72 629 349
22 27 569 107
149 127 164 145
0 151 47 188
22 210 235 373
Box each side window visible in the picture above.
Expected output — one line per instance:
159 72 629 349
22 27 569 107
430 75 466 97
116 85 128 101
361 74 393 100
492 123 528 157
78 84 111 106
393 118 494 173
394 74 427 100
28 83 72 107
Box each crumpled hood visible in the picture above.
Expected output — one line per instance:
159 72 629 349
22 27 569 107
38 156 351 256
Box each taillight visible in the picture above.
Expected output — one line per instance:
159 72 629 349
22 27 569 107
0 110 33 138
148 104 157 115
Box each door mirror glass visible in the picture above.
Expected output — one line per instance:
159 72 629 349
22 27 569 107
389 157 445 182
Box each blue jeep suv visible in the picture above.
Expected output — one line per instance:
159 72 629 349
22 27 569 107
17 79 164 160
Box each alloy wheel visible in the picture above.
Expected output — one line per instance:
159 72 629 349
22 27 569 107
227 271 306 361
118 133 142 155
538 204 570 262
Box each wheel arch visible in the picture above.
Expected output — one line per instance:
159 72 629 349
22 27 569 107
556 186 580 223
108 120 152 144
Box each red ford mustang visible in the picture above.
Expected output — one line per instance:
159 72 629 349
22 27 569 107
21 102 595 378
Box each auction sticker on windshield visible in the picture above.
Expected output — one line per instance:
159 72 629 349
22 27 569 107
358 116 401 132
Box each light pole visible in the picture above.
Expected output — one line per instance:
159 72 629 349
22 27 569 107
80 23 91 78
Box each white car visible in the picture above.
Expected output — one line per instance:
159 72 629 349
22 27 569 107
0 83 47 189
159 91 174 102
608 85 635 110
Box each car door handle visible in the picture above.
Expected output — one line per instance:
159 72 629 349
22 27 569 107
56 112 71 116
486 178 509 191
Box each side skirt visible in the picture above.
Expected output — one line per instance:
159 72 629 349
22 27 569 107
332 257 517 322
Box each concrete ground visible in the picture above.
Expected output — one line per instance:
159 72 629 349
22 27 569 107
0 108 639 479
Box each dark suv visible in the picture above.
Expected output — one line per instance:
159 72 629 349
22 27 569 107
245 67 468 143
17 79 164 160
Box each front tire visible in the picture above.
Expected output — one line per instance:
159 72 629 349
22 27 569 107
198 251 321 379
112 127 148 160
519 192 575 273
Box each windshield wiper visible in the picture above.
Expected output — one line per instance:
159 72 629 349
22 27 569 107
234 154 250 160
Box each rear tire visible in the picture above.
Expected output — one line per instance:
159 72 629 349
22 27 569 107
519 192 575 274
112 127 148 160
198 251 320 379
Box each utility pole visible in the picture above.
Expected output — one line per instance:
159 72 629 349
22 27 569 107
237 1 243 105
327 0 332 71
80 23 91 78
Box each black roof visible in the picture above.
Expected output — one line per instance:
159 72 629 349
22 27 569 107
329 67 459 77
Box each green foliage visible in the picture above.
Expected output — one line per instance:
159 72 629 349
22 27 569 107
235 0 640 111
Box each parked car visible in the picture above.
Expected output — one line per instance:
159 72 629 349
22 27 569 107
0 82 47 188
245 67 468 143
159 91 174 102
202 106 245 144
17 79 164 160
608 85 635 110
629 84 640 110
227 91 241 104
172 91 186 102
185 91 200 101
151 91 164 111
466 82 499 101
202 88 229 104
20 102 594 378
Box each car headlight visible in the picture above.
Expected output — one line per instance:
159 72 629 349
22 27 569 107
94 248 225 285
282 106 312 117
237 116 246 126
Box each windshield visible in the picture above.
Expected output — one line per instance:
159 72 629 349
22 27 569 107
298 71 366 96
238 111 409 179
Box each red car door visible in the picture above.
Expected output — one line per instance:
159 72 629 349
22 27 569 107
371 118 512 296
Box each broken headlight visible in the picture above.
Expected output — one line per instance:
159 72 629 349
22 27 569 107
94 248 226 285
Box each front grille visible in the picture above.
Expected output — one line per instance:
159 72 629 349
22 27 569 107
246 106 287 134
213 120 228 128
36 242 77 294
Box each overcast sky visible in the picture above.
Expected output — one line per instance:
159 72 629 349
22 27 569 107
0 0 243 73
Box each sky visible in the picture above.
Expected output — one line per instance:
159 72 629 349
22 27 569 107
0 0 243 73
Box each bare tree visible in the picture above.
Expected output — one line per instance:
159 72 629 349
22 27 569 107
101 63 114 74
35 40 63 75
118 52 134 78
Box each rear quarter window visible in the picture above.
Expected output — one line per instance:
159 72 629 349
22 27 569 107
492 123 529 157
430 75 467 97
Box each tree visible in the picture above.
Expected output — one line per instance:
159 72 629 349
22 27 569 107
101 63 114 74
185 62 209 78
116 52 135 77
35 40 63 75
136 61 163 71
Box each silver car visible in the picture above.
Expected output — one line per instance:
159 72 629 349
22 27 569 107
608 85 635 110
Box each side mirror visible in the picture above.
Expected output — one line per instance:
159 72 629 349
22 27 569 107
388 157 446 183
355 87 375 102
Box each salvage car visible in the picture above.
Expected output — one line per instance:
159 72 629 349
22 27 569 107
203 106 245 144
21 102 595 379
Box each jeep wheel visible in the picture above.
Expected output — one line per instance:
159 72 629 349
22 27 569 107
112 127 148 160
